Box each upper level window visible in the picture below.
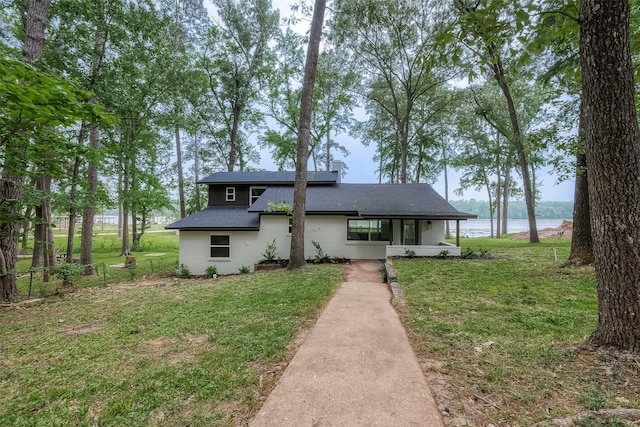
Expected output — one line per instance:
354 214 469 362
347 219 391 242
226 187 235 202
250 186 266 205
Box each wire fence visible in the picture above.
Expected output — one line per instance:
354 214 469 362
12 256 178 300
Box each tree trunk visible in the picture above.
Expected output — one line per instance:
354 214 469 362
175 123 186 218
288 0 326 270
580 0 640 354
443 143 451 239
120 153 132 257
399 120 409 184
80 17 106 275
131 166 139 251
0 0 51 297
32 172 54 281
496 132 502 239
0 247 9 301
491 57 539 243
325 128 331 171
81 123 100 275
502 164 510 235
20 206 33 250
194 132 202 211
228 106 241 171
66 153 83 263
568 102 593 266
22 0 51 64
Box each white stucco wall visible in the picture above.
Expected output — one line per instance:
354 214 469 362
178 215 398 275
421 220 446 245
177 216 453 275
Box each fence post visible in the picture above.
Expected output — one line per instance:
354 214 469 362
28 269 33 298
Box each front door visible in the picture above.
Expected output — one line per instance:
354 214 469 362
402 220 419 245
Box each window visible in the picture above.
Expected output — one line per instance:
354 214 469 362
225 187 235 202
347 219 391 242
210 235 230 258
250 186 266 205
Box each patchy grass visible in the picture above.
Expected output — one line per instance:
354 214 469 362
394 237 640 426
14 230 179 298
0 265 344 426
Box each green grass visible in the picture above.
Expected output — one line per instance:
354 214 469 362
394 237 640 426
0 265 344 426
14 229 179 298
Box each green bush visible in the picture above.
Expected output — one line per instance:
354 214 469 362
437 250 450 259
205 265 218 278
404 248 417 258
238 265 250 274
55 263 84 287
312 241 330 263
261 239 278 262
178 265 191 278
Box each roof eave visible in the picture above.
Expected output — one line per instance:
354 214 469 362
164 226 260 231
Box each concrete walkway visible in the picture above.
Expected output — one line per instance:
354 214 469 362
250 260 443 427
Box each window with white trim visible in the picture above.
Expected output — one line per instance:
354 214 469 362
347 219 391 241
249 186 266 205
210 235 230 258
225 187 235 202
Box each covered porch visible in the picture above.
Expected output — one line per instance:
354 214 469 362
386 217 467 257
348 217 470 258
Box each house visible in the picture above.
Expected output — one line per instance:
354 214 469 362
166 165 476 275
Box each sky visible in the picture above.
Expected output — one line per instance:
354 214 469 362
203 0 576 202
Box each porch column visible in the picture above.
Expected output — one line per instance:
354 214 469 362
456 220 460 247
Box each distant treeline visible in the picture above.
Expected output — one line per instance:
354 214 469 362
450 200 574 219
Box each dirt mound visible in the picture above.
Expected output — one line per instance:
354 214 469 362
511 219 573 240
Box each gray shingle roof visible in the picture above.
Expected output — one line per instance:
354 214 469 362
165 206 260 230
249 184 476 219
198 171 338 185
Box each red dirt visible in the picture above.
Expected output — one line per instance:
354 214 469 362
511 219 573 241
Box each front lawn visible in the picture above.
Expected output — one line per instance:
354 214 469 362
0 265 343 426
395 237 640 426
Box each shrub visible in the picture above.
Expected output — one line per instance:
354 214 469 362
238 265 250 274
178 265 191 278
55 263 84 287
264 202 292 215
460 247 491 260
437 250 450 259
261 239 278 262
312 241 330 263
404 248 417 258
205 265 218 278
461 247 476 259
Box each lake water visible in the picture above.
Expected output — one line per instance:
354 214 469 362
450 218 569 238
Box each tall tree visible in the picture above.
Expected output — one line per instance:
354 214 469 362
580 0 640 354
334 0 452 183
261 32 354 170
200 0 279 171
288 0 326 270
158 0 210 219
531 0 593 264
451 0 541 243
0 0 52 297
